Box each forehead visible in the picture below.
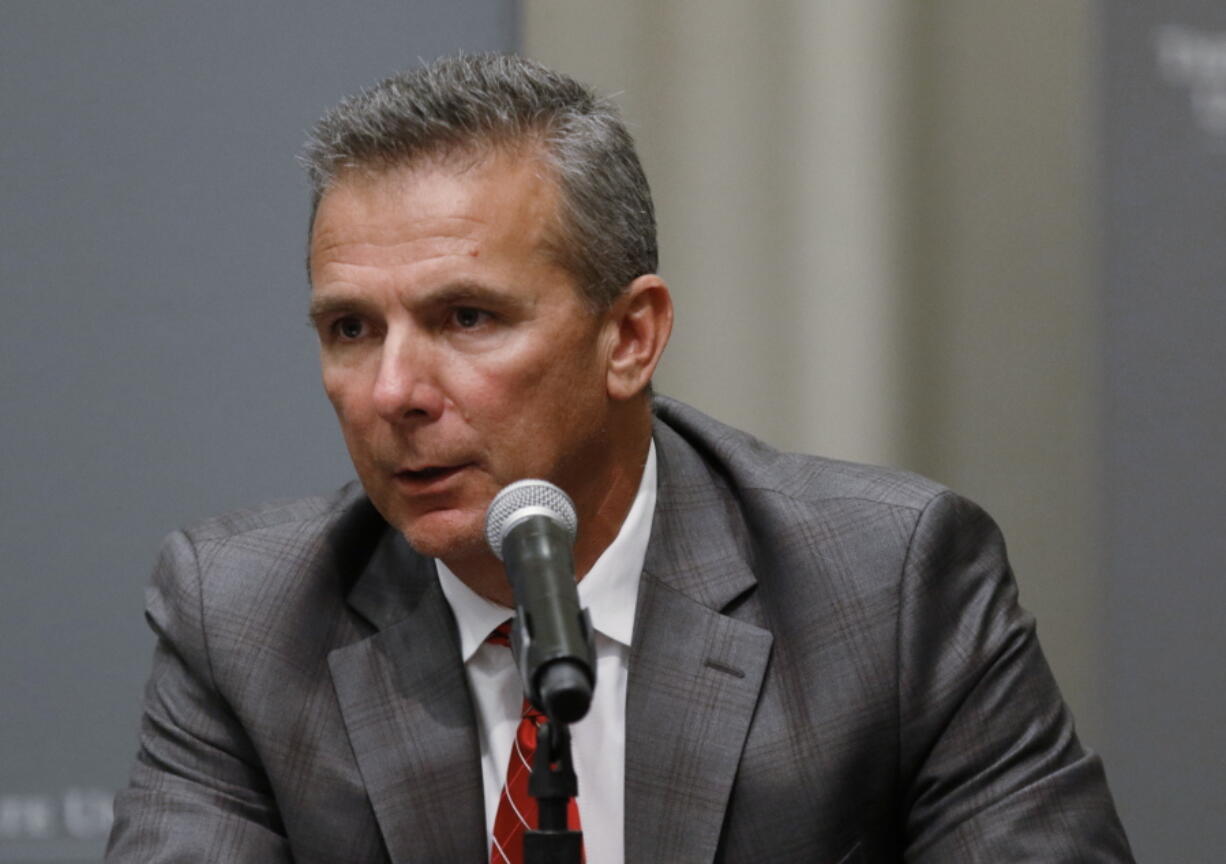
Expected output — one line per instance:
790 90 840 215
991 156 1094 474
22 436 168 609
309 148 565 268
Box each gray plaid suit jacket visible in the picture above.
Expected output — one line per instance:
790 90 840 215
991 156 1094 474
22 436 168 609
108 397 1133 863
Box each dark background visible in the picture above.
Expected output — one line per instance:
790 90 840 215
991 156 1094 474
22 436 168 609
0 3 515 861
1101 2 1226 859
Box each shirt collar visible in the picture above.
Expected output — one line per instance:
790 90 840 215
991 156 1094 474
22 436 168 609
437 441 656 661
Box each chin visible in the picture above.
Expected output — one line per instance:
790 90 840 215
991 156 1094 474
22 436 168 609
397 510 488 563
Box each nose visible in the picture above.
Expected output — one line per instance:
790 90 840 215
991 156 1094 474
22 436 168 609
371 332 445 422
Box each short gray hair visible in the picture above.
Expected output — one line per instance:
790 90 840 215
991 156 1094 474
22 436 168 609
302 53 657 309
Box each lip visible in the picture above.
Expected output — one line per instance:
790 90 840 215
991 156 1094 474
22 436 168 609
391 463 472 493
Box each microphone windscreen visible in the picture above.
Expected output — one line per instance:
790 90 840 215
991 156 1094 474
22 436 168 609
483 479 578 560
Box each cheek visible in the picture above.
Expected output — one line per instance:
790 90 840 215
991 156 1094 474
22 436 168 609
322 381 352 424
438 346 534 409
321 376 343 413
321 371 375 443
320 359 344 406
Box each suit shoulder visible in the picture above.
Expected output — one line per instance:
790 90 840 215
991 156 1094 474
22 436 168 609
652 395 946 514
154 481 387 617
180 482 367 544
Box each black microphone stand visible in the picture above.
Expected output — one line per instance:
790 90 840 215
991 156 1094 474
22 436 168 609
512 616 590 864
517 637 589 864
524 717 583 863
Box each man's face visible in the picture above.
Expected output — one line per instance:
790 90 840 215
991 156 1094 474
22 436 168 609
308 151 617 569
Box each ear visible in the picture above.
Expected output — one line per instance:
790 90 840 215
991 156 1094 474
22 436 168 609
604 274 674 401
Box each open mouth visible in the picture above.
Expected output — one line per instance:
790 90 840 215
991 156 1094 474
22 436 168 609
397 464 468 482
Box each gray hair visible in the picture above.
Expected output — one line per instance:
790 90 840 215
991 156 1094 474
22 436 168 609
301 53 657 309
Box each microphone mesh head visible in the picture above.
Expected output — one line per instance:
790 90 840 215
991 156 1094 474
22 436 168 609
484 479 578 560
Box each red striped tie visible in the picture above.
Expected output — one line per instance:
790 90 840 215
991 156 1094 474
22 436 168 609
487 622 584 864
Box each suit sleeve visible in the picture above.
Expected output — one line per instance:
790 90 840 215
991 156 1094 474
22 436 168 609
106 530 293 863
896 492 1133 863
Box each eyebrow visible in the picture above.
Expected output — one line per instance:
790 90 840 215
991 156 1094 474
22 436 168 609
306 294 372 327
424 280 532 313
307 279 533 326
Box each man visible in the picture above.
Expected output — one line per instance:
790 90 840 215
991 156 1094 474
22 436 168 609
108 54 1133 862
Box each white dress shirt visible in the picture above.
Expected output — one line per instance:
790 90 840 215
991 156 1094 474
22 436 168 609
436 442 656 864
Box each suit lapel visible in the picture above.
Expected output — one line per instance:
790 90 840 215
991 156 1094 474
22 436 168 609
329 529 487 863
324 407 774 863
624 419 774 864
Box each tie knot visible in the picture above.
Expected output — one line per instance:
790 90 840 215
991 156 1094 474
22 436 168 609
487 620 513 648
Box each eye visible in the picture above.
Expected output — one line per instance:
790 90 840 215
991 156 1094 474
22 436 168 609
333 316 366 340
452 307 489 329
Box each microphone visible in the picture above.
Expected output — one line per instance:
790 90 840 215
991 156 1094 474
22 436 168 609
484 479 595 724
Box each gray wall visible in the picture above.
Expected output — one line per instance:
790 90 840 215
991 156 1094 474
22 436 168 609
0 3 515 862
1101 3 1226 861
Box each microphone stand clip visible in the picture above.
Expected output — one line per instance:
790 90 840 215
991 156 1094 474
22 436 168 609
524 718 583 863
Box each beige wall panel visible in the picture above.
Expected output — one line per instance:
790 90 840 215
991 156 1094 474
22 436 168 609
523 0 1104 743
